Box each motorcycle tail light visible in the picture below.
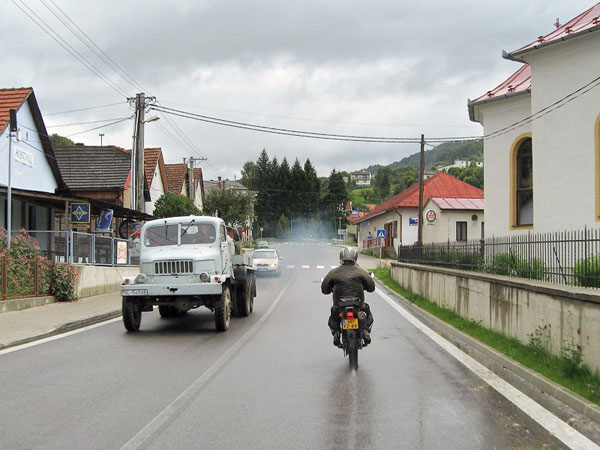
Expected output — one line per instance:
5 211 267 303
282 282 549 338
346 311 354 318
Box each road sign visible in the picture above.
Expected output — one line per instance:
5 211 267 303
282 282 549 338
376 229 386 239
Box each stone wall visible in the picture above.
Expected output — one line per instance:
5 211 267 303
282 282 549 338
74 265 139 298
390 261 600 372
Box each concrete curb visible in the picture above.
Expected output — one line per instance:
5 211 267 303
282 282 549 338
376 281 600 441
0 310 121 351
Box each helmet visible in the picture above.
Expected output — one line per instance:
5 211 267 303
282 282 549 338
339 247 358 263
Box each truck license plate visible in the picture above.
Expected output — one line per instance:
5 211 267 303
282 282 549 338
342 318 358 329
123 289 148 296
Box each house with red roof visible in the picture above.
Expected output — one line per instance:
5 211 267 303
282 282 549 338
353 172 484 252
164 162 205 211
468 3 600 236
143 148 169 215
0 88 67 231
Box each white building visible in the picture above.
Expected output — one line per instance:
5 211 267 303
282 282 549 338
438 160 483 171
350 171 372 186
353 172 484 251
468 4 600 236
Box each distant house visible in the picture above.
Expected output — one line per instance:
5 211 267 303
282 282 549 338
143 148 168 215
350 171 372 186
0 87 67 231
54 144 151 232
437 160 483 171
468 3 600 236
353 172 484 252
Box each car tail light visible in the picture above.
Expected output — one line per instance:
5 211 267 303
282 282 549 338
346 311 354 318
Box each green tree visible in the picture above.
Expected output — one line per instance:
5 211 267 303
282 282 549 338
49 134 75 147
323 169 349 232
202 188 253 227
374 167 391 201
276 214 290 238
153 192 201 218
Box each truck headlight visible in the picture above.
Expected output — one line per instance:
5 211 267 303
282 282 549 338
135 273 147 284
199 272 210 282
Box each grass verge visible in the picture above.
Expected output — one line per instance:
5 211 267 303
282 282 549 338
372 267 600 406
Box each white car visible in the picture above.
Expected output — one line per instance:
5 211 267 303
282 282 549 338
251 249 281 276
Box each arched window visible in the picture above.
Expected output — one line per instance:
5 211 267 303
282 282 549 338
516 138 533 226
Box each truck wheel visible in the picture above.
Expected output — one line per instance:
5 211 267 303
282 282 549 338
122 296 142 331
158 305 175 318
215 287 232 331
238 280 253 317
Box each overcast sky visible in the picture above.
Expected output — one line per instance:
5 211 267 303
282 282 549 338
2 0 594 181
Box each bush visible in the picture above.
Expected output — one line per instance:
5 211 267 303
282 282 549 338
573 255 600 287
0 228 78 301
52 264 80 302
489 252 547 281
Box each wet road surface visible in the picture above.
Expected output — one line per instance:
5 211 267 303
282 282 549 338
0 241 588 449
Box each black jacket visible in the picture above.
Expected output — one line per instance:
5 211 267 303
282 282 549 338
321 262 375 306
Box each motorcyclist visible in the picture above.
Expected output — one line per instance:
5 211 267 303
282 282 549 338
321 247 375 348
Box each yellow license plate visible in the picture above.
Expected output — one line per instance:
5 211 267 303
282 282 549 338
342 318 359 329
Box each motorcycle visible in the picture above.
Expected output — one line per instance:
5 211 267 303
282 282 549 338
338 297 368 370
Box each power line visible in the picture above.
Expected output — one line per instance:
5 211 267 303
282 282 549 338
12 0 130 98
46 117 131 128
149 104 481 144
45 102 127 116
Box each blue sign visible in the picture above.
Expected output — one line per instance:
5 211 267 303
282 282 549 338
409 217 419 226
71 203 90 224
376 229 386 239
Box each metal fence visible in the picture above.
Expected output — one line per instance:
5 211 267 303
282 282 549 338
1 257 54 300
10 230 134 266
397 228 600 288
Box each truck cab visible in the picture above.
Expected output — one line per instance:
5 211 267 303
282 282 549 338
121 216 255 332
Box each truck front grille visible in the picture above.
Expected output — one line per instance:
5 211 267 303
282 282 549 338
154 260 194 275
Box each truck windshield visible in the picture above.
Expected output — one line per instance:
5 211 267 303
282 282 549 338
181 222 216 245
144 225 179 247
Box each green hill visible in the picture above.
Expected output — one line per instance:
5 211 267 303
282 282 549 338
362 140 482 174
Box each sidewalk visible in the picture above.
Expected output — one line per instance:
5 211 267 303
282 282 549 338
0 292 122 349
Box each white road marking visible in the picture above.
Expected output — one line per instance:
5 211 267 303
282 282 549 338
120 270 301 450
330 265 337 269
301 265 310 269
0 318 122 356
376 288 600 450
316 265 325 269
286 265 295 269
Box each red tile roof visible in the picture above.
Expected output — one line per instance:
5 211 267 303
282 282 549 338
470 3 600 110
510 3 600 58
354 172 483 223
0 88 32 135
144 148 161 187
470 64 531 105
165 163 187 193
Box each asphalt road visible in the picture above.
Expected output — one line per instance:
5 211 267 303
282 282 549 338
0 241 586 449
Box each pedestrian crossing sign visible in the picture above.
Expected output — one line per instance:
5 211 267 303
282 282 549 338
377 229 386 239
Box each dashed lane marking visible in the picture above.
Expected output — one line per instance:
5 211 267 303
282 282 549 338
301 265 310 269
286 265 295 269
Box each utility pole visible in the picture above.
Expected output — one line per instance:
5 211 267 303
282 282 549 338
185 156 207 200
128 93 156 212
417 134 425 245
6 109 17 249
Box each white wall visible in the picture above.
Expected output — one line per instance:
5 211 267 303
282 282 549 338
145 165 165 215
526 33 600 232
0 103 58 193
474 32 600 236
476 94 531 237
422 200 484 243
